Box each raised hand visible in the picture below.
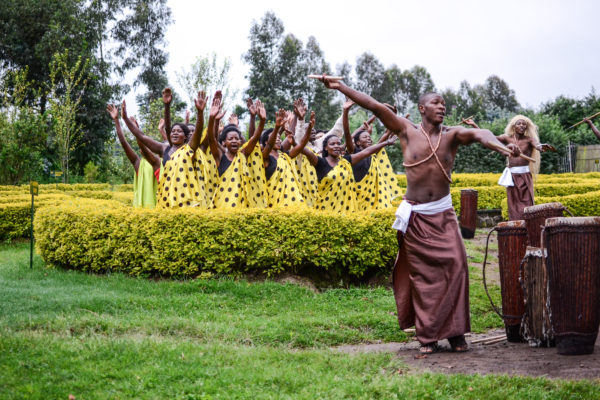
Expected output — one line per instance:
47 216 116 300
275 108 286 128
309 110 316 128
362 121 373 135
294 98 306 120
228 113 239 126
194 90 208 112
284 110 294 133
385 135 399 146
121 100 129 119
158 118 165 131
319 74 342 90
256 99 266 120
216 104 226 120
106 104 119 120
162 88 173 105
185 109 191 124
247 98 257 116
209 91 222 118
343 98 355 111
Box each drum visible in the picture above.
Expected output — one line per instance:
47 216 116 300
523 202 565 247
521 246 553 347
460 189 478 239
544 217 600 355
495 220 528 342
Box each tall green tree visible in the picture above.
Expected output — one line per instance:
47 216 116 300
243 12 339 127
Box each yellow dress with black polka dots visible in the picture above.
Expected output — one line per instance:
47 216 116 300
266 152 305 207
212 152 249 209
355 149 400 210
156 144 208 209
244 145 268 208
375 148 401 204
315 158 357 212
199 146 219 208
295 154 319 207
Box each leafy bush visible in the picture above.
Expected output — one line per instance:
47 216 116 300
35 200 398 280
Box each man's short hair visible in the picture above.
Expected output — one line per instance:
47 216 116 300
418 92 442 106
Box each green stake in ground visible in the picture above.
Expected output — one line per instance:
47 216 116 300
29 181 38 269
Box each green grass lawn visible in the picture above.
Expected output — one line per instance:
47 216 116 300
1 240 598 399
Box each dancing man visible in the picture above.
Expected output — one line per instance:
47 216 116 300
318 76 519 354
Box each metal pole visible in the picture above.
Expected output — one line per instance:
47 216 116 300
30 193 34 269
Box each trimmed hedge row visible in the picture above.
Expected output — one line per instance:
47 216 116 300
35 200 398 279
0 192 134 240
0 183 130 193
395 172 600 188
501 190 600 219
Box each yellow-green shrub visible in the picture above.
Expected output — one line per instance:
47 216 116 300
0 194 74 239
35 200 399 279
395 172 600 188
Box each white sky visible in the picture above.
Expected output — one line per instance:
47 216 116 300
125 0 600 115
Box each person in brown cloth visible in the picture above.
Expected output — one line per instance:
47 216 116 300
496 115 554 220
317 75 520 354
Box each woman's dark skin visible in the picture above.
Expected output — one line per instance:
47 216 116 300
106 104 160 173
209 92 265 167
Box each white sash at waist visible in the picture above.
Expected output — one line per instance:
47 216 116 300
392 194 453 233
498 165 530 187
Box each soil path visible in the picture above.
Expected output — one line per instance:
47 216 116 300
336 330 600 380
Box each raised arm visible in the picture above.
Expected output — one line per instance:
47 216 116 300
319 76 409 134
158 118 168 142
342 99 355 154
128 115 160 170
290 111 315 159
293 98 307 144
585 118 600 141
262 109 285 160
242 99 265 158
455 126 519 158
162 88 173 145
280 111 296 151
349 136 398 165
107 104 139 170
246 98 257 140
207 91 223 166
189 90 208 151
121 100 166 156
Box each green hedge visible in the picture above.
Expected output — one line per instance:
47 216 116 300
35 200 398 279
501 190 600 219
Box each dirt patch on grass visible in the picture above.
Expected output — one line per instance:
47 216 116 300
336 329 600 380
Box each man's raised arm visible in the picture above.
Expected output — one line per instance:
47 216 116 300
319 76 409 134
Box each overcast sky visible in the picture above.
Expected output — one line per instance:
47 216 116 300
126 0 600 115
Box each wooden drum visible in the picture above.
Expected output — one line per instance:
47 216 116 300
495 220 527 342
523 202 565 247
521 246 553 347
460 189 478 239
544 217 600 355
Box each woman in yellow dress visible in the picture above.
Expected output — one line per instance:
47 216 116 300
342 101 400 210
301 132 398 212
121 88 210 208
261 109 315 207
208 92 266 208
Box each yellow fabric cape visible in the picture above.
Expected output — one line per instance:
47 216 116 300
314 157 357 212
156 144 208 209
355 149 401 210
265 152 305 208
